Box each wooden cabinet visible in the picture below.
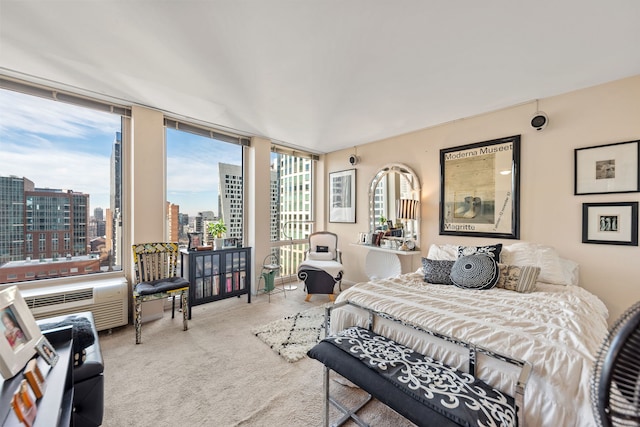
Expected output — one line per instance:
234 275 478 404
180 247 251 317
1 327 74 427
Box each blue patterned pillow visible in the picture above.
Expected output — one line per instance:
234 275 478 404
457 243 502 262
450 254 499 290
421 258 455 285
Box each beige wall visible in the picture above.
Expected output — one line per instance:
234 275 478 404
323 75 640 323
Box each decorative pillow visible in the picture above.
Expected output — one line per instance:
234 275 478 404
421 258 455 285
501 242 569 285
496 263 541 293
316 245 329 253
307 252 334 261
450 254 499 290
457 244 502 261
426 244 459 261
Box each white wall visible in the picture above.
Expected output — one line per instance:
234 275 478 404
323 75 640 323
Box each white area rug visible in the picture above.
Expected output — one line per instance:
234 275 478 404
252 303 332 362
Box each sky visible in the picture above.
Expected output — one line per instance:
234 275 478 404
0 89 243 218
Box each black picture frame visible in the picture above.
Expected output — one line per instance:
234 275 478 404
574 140 640 195
439 135 521 239
582 201 638 246
329 169 356 223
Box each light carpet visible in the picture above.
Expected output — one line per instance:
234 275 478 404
251 303 332 362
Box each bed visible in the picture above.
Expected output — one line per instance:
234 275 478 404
330 242 610 427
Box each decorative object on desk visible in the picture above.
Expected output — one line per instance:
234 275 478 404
582 201 638 246
24 358 46 399
11 379 37 426
0 286 42 379
440 135 521 239
251 303 332 363
187 232 203 250
329 169 356 223
35 335 58 367
396 198 419 250
208 218 227 249
575 139 639 195
196 245 213 251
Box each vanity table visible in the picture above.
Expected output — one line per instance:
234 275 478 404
351 243 421 280
359 162 422 280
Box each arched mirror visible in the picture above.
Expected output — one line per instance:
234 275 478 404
369 163 421 248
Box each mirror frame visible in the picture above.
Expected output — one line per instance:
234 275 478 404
368 163 421 248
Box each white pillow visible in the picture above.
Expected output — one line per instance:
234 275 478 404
501 242 570 286
426 243 458 261
560 257 580 286
307 252 335 261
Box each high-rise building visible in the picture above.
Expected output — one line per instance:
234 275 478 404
167 202 180 242
0 176 33 264
218 163 244 240
0 176 90 280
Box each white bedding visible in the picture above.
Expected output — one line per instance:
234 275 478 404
331 272 609 427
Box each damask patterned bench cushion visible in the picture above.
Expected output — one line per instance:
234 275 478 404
319 326 517 427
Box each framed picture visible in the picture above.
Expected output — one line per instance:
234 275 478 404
440 135 521 239
223 237 238 249
575 140 640 195
0 286 42 379
329 169 356 223
582 202 638 246
35 335 58 367
188 232 203 250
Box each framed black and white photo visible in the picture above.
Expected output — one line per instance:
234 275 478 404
0 286 42 379
440 135 521 239
582 202 638 246
575 140 640 195
187 232 203 250
329 169 356 223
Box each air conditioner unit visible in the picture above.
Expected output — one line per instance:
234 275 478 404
20 277 129 332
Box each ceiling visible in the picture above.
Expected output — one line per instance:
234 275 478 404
1 1 639 154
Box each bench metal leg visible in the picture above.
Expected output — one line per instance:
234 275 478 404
324 366 373 427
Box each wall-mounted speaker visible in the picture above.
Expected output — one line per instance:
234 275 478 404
348 154 359 165
530 111 549 131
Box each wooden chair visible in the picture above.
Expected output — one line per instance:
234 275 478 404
131 242 189 344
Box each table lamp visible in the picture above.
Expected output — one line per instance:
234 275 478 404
396 198 418 250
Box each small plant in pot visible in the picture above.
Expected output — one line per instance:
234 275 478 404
208 219 227 249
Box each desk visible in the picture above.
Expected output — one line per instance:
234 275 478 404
1 327 73 427
350 244 421 280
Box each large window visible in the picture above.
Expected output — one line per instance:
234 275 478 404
269 149 315 277
166 126 244 248
0 87 125 284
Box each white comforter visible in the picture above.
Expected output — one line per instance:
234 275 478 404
331 272 609 427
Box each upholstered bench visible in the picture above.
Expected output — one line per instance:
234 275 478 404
38 311 104 427
307 303 531 427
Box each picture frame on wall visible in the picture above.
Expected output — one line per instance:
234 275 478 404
0 286 43 379
574 140 640 195
329 169 356 223
582 201 638 246
439 135 521 239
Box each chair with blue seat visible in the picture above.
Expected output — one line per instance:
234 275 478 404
257 253 286 302
131 242 189 344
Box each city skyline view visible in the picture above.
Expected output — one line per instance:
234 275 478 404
0 89 242 218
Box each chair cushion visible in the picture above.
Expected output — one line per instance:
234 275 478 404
135 277 189 295
307 251 335 261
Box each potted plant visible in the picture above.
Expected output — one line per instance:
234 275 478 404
379 215 387 230
208 219 227 249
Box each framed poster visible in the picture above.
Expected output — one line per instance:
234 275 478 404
329 169 356 223
582 201 638 246
0 286 43 379
575 140 639 195
440 135 520 239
